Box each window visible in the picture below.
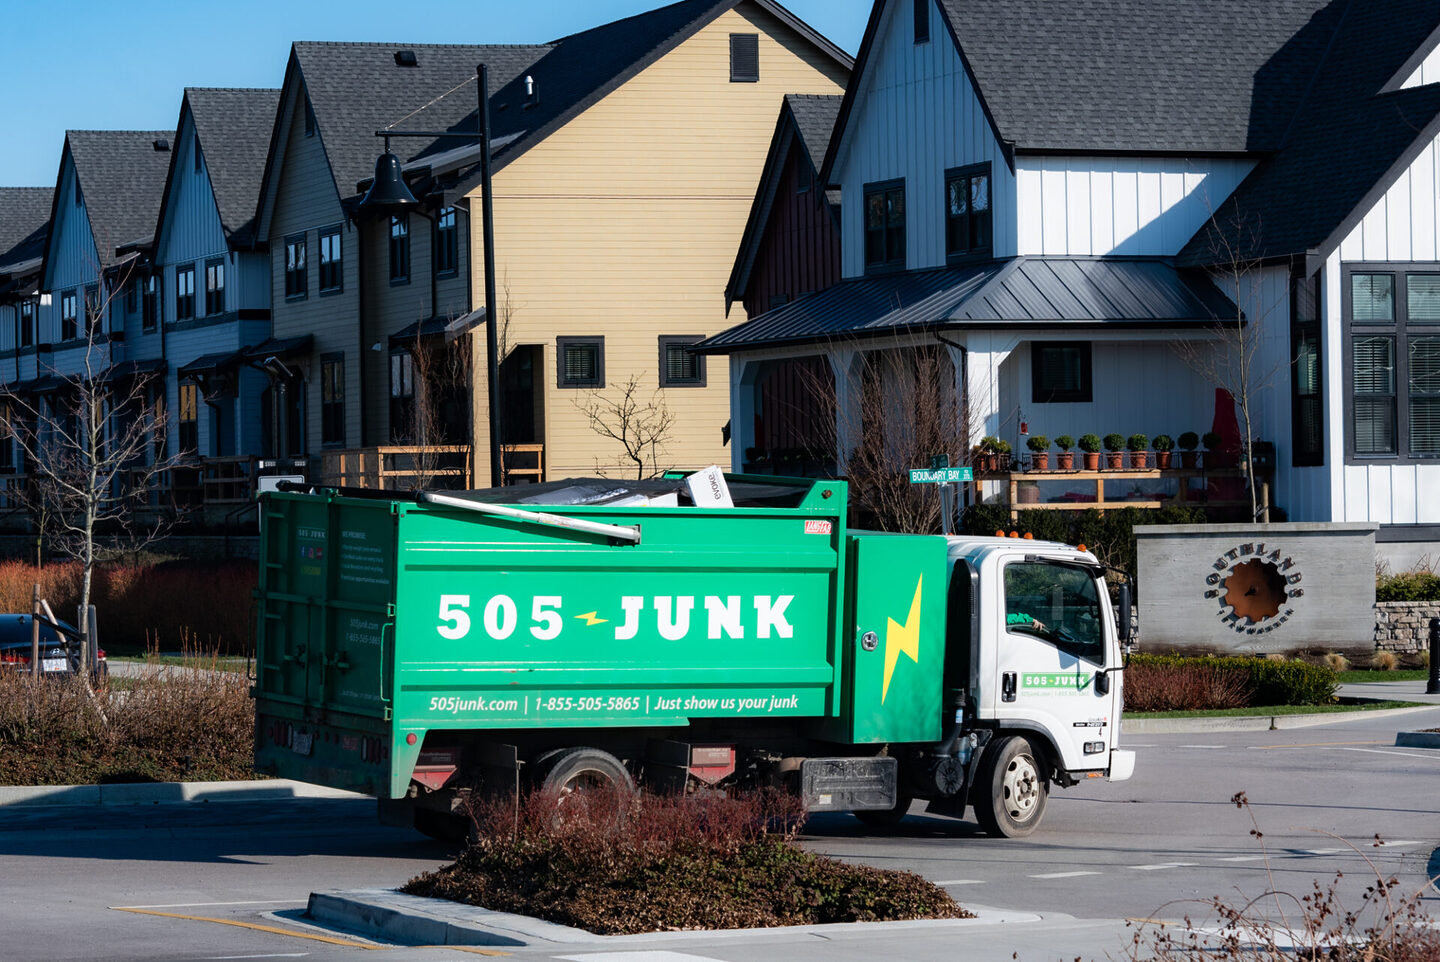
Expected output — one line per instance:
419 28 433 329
434 207 458 276
319 227 342 293
659 335 705 387
304 98 316 137
204 259 225 315
389 215 410 284
1003 561 1104 663
61 290 77 341
175 265 195 321
557 337 604 388
1346 266 1440 460
193 134 202 173
84 284 101 336
1291 271 1324 466
19 299 34 347
321 353 345 446
389 351 415 441
914 0 929 43
284 234 307 299
945 164 991 260
730 33 759 82
863 180 905 271
142 274 159 332
1032 341 1092 403
178 381 199 455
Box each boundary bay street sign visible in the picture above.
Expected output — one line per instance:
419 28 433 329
909 467 973 484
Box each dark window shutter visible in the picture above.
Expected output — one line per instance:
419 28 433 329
730 34 759 82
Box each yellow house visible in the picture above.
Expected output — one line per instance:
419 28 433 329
425 0 851 484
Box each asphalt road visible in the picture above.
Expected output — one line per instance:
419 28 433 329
1 706 1437 962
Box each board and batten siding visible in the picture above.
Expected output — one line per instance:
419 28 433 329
1015 157 1255 257
834 0 1014 277
268 81 362 452
742 136 841 319
46 163 100 306
1329 127 1440 525
156 121 227 273
467 3 847 485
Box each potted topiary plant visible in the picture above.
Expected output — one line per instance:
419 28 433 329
1151 434 1174 469
1103 433 1126 470
1127 433 1149 469
1078 433 1102 470
1177 431 1200 469
1202 431 1223 468
993 439 1013 471
1026 434 1050 471
977 435 1002 472
1054 434 1075 470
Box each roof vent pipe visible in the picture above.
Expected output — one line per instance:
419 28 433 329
524 75 538 107
153 139 170 151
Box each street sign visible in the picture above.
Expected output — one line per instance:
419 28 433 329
908 467 973 484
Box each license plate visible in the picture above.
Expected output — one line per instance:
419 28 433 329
42 658 68 672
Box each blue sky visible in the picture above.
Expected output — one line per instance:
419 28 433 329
3 0 868 188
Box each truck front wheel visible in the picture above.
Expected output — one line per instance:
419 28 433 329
973 735 1048 838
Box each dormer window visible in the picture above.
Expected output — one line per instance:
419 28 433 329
946 163 991 261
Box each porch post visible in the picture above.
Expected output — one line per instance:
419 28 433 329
829 348 859 473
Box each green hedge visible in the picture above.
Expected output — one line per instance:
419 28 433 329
961 504 1208 574
1376 571 1440 602
1127 653 1338 707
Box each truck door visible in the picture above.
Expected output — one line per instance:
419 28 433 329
995 558 1115 772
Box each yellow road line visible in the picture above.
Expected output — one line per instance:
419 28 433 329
113 907 383 948
112 906 511 955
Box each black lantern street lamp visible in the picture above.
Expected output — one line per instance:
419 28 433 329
358 64 504 488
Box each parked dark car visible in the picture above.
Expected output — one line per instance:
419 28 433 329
0 614 107 685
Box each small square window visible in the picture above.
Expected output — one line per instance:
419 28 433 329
1351 273 1394 322
659 336 706 388
557 337 604 389
1032 342 1092 403
730 33 759 82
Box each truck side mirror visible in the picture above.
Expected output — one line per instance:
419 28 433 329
1116 581 1133 645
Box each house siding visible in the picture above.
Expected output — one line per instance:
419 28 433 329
466 3 847 484
742 135 841 318
1400 44 1440 88
833 0 1015 277
1015 156 1255 257
268 82 362 452
47 164 100 309
1332 129 1440 524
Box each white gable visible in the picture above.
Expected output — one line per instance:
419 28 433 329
832 0 1015 276
1337 126 1440 262
1399 42 1440 88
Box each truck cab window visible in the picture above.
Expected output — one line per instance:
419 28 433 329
1003 561 1104 662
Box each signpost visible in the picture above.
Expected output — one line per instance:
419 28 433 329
910 457 972 535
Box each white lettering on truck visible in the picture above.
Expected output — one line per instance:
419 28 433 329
439 594 795 642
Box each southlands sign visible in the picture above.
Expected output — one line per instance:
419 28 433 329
1202 542 1304 634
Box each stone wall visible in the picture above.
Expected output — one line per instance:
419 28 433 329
1374 601 1440 652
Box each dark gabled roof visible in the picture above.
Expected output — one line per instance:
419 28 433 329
1181 0 1440 267
0 188 52 269
58 130 175 268
937 0 1336 153
697 257 1237 353
180 88 281 246
292 41 550 202
725 94 843 309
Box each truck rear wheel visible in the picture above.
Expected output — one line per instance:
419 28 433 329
974 735 1047 838
532 747 634 798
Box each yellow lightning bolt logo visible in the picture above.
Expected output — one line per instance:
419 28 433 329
575 611 607 626
882 575 923 703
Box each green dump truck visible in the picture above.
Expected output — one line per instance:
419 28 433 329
253 473 1135 839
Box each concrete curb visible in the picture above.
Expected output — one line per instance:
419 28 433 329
305 889 1047 948
1123 703 1439 734
1395 730 1440 748
0 779 365 808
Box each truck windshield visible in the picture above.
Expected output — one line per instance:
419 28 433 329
1003 561 1104 663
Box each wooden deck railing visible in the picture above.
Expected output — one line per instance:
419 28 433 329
320 445 473 491
975 466 1260 521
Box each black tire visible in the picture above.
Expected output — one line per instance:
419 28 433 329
854 793 913 828
973 735 1048 838
531 747 634 797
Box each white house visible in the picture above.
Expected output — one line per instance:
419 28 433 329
700 0 1440 565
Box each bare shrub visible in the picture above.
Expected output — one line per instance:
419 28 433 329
1126 792 1440 962
1122 661 1254 712
404 787 969 934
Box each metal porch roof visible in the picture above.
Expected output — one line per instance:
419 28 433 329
696 257 1239 354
